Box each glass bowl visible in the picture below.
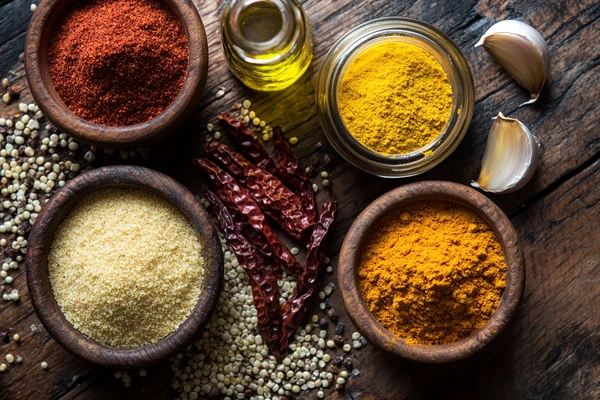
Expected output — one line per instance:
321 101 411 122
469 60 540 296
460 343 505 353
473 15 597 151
315 17 475 178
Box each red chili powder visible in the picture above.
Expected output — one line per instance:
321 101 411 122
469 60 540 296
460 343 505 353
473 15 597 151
47 0 188 127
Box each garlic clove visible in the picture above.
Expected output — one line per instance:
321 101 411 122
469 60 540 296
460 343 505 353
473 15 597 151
472 112 540 194
476 20 549 106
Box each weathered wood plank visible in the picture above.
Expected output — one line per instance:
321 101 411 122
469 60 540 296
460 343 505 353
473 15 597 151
0 0 35 76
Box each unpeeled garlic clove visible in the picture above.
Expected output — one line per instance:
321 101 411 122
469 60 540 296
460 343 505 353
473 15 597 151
472 112 540 194
476 20 549 106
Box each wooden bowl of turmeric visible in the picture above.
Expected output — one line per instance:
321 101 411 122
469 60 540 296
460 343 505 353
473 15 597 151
338 181 525 363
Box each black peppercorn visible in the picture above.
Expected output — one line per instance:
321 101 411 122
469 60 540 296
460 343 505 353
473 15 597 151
327 308 338 321
343 357 354 368
319 318 329 330
334 335 344 346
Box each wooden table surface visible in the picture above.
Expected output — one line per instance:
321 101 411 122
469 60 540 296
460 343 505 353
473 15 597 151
1 0 598 399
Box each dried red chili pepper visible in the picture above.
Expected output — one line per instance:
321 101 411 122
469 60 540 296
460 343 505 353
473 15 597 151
280 201 337 352
272 126 317 222
192 158 298 277
235 214 283 271
203 187 283 358
218 112 279 176
206 142 313 242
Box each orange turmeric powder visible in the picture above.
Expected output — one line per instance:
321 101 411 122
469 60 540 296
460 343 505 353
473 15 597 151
358 201 506 345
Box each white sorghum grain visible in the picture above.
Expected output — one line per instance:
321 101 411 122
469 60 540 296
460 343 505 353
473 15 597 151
48 189 205 346
40 361 48 369
170 237 339 399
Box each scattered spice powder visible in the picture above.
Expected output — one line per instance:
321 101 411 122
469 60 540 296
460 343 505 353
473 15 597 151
47 0 188 126
48 188 205 347
338 41 453 155
358 201 506 345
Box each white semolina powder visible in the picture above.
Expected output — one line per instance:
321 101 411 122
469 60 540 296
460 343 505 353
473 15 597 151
48 188 205 347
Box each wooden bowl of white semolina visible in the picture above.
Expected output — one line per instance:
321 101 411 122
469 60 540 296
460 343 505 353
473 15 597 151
25 165 223 368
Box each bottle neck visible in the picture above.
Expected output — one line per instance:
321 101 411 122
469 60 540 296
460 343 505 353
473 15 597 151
223 0 302 58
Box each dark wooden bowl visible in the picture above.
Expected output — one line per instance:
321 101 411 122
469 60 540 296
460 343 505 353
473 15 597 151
339 181 525 364
25 166 223 369
24 0 208 149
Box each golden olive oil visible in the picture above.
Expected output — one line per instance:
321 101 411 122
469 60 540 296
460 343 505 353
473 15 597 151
221 0 313 91
239 3 283 43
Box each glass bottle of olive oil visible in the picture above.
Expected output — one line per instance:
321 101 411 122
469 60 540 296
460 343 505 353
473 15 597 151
221 0 313 91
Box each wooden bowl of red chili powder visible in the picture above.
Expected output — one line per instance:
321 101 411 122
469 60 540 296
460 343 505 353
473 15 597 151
338 181 525 363
24 0 208 148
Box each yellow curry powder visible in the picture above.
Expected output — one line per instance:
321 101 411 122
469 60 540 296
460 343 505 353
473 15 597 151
338 41 453 155
358 201 506 345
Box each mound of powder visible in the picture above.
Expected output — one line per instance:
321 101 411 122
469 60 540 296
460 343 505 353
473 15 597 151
358 201 506 345
338 41 453 155
47 0 188 126
48 188 204 347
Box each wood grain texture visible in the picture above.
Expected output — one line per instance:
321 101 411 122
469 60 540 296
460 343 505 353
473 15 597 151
339 181 525 364
25 166 224 369
0 0 598 399
24 0 209 148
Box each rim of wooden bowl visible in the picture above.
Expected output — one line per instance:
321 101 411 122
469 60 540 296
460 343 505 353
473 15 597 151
25 166 223 369
338 181 525 364
24 0 208 149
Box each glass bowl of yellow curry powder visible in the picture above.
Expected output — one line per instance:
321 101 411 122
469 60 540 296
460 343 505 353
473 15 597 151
316 18 474 177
